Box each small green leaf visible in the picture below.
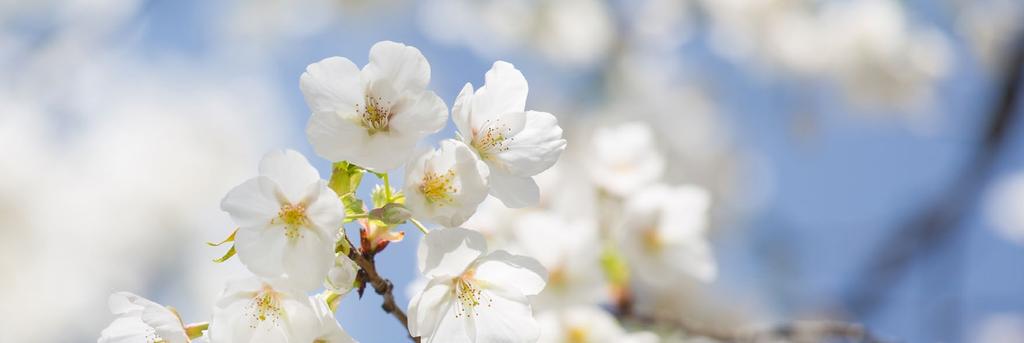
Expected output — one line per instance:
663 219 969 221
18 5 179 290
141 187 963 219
328 161 365 197
213 245 236 263
206 228 237 247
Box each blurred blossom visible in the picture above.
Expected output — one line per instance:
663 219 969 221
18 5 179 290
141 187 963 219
955 0 1024 73
417 0 615 67
537 306 659 343
0 33 286 342
587 122 666 197
701 0 950 111
513 212 607 310
972 314 1024 343
619 184 716 285
986 172 1024 245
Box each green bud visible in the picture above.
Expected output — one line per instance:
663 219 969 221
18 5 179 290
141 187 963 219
369 203 412 225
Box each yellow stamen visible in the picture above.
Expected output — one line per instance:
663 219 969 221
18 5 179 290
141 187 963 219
359 95 392 135
273 203 309 240
419 169 457 205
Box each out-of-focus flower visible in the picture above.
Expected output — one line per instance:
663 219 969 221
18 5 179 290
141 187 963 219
587 122 666 197
620 184 716 285
956 0 1024 73
408 228 547 343
403 140 490 228
453 61 566 208
221 149 343 291
986 172 1024 246
513 212 606 310
209 277 319 343
99 292 188 343
309 295 358 343
973 314 1024 343
537 306 659 343
417 0 614 67
699 0 949 112
325 254 360 294
302 41 448 171
817 0 949 111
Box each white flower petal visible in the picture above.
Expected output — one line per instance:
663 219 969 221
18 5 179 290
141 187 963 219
487 171 539 208
451 83 476 141
474 250 547 296
220 176 279 229
389 90 448 136
417 228 487 278
469 61 528 127
300 56 363 115
234 225 288 277
302 181 345 234
424 302 472 343
495 111 566 177
258 149 321 202
306 109 368 163
408 279 454 338
281 230 335 291
98 317 157 343
472 290 539 343
363 41 431 93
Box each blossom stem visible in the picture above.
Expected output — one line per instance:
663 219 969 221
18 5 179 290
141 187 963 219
348 213 369 219
409 218 429 234
343 235 420 342
382 172 393 202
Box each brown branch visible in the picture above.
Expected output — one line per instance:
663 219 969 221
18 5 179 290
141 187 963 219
842 35 1024 317
344 235 421 343
619 312 886 343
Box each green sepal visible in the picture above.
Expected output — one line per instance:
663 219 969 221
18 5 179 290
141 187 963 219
328 161 365 197
341 193 365 223
600 244 630 286
184 322 209 339
206 228 237 247
368 203 412 225
213 245 236 263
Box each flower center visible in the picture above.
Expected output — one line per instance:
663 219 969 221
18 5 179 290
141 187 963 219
419 169 457 205
244 286 284 328
359 95 392 135
274 203 309 239
567 326 589 343
641 227 663 253
452 272 491 318
472 119 514 160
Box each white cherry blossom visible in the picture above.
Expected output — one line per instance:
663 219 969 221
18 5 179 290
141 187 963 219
620 184 716 285
301 40 448 171
452 61 566 208
537 306 659 343
587 122 665 196
309 294 358 343
220 149 344 291
512 212 606 310
99 292 188 343
403 139 489 228
209 277 319 343
325 254 360 295
407 228 547 343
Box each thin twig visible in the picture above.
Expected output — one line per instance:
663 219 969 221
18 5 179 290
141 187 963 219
344 235 421 342
842 36 1024 317
620 312 886 343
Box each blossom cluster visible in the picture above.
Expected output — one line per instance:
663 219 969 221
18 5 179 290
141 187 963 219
98 40 568 343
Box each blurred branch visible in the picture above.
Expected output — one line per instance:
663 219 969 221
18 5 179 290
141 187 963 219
619 311 886 343
344 235 420 343
842 36 1024 316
